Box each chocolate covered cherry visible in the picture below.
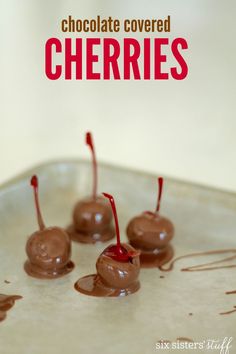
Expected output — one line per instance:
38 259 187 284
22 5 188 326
24 176 74 279
68 132 115 243
96 243 140 291
127 212 174 250
126 178 174 268
71 195 114 243
74 193 140 297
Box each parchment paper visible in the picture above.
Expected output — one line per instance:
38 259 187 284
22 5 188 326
0 160 235 354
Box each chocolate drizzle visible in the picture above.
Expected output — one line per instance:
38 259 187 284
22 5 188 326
157 248 236 316
226 290 236 295
220 306 236 315
159 249 236 272
220 289 236 315
0 294 22 322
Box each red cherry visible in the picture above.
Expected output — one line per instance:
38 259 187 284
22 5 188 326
104 244 140 262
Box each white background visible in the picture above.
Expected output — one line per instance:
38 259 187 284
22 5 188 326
0 0 235 192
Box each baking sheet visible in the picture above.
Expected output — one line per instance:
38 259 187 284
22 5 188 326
0 160 236 354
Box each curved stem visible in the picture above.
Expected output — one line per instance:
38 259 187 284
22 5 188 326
30 175 45 230
102 193 122 253
86 132 97 200
156 177 163 213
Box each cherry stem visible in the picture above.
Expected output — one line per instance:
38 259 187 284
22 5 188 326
30 175 45 231
102 193 122 254
156 177 164 213
86 132 97 200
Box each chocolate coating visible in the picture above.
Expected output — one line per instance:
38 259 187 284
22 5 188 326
127 212 174 268
68 196 115 243
139 245 174 268
25 226 74 279
97 244 140 289
127 212 174 250
74 243 140 297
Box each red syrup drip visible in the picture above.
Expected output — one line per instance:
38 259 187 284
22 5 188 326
86 132 97 200
30 175 45 231
102 193 139 262
144 177 164 216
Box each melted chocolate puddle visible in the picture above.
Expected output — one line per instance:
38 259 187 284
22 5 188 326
159 249 236 272
74 273 140 297
0 294 22 322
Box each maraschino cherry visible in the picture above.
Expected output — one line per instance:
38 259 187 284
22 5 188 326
68 132 115 243
24 175 74 279
126 177 174 268
74 193 140 297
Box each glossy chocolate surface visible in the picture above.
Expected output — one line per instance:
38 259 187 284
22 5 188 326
127 212 174 267
74 243 140 297
139 245 174 268
68 196 115 243
127 212 174 250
